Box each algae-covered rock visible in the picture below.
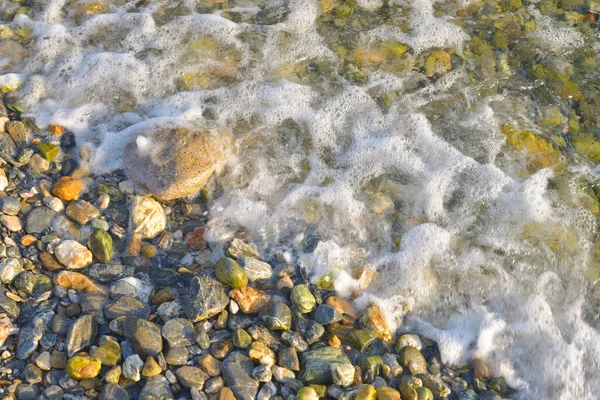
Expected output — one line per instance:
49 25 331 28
91 339 121 366
398 346 427 375
425 50 452 78
573 134 600 162
299 346 351 384
215 257 248 288
291 284 316 313
531 64 581 101
356 384 377 400
88 229 113 263
501 124 559 171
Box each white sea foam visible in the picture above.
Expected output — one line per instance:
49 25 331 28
2 0 600 398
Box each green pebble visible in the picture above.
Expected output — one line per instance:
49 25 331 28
87 229 113 263
398 346 427 375
97 183 124 202
260 303 292 331
291 284 316 313
360 355 383 378
37 143 60 161
297 386 319 400
416 387 433 400
348 329 377 351
399 375 422 400
195 330 210 350
233 328 252 349
215 257 248 288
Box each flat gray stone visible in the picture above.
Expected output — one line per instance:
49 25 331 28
66 314 97 356
222 351 259 400
185 274 228 322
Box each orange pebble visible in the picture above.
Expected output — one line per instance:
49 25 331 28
48 124 65 136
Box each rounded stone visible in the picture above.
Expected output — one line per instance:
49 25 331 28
123 128 233 200
88 229 113 263
297 386 319 400
260 303 292 331
215 257 248 288
398 346 427 376
175 366 209 390
291 284 316 313
55 240 93 269
129 196 166 239
52 176 83 201
162 318 195 347
66 355 102 380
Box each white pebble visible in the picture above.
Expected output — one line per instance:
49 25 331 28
0 169 7 191
229 299 239 315
43 196 64 212
118 180 135 194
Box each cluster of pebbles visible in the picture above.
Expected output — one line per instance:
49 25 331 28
0 98 513 400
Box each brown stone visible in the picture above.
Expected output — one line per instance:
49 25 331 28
54 271 104 293
66 200 99 225
277 276 294 291
0 321 10 347
185 229 206 250
328 334 341 347
48 124 65 136
141 356 162 377
0 215 21 232
52 176 83 201
140 243 156 258
230 286 271 314
126 233 141 256
123 128 233 200
326 296 358 319
20 234 37 247
40 252 63 271
198 354 221 377
473 358 492 380
360 304 391 341
210 339 234 360
219 387 236 400
376 386 401 400
152 287 177 306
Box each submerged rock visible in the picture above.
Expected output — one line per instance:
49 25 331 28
140 375 174 400
25 206 55 233
162 318 195 347
123 128 233 200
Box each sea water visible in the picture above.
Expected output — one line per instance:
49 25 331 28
2 0 600 398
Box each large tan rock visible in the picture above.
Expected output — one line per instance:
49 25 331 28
123 128 233 200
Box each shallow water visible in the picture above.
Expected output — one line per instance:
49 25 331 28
2 0 600 398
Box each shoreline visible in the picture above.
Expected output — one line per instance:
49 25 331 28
0 99 513 400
